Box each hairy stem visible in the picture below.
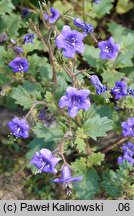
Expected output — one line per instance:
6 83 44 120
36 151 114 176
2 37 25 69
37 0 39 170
25 101 46 119
102 137 129 153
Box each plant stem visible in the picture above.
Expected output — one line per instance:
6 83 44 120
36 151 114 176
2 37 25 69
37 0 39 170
102 137 129 153
25 101 46 120
111 52 121 70
85 139 92 155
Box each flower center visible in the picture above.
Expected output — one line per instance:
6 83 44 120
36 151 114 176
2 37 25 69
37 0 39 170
65 35 80 50
104 45 113 53
114 86 122 93
17 62 24 72
70 95 81 107
14 124 21 134
36 162 47 174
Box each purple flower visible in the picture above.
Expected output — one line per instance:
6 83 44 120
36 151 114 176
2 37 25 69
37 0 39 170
117 142 134 165
90 75 107 95
111 80 127 100
21 8 30 18
8 117 29 138
127 89 134 97
74 18 94 36
13 46 23 54
30 149 60 174
94 0 101 4
59 87 91 118
98 37 120 60
24 33 34 44
8 57 29 73
117 156 124 164
44 7 60 24
56 25 85 58
52 165 83 183
121 117 134 137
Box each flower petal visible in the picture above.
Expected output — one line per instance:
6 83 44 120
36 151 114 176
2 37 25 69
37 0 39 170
61 25 71 37
50 156 61 168
63 47 75 58
66 87 77 97
30 152 42 169
78 99 91 111
59 96 71 108
67 176 83 182
62 165 71 180
78 89 90 99
40 148 52 162
68 106 79 118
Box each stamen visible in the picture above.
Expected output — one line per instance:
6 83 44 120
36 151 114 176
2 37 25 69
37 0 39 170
35 162 46 174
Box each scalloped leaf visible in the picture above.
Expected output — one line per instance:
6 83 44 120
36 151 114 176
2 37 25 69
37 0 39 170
83 115 113 140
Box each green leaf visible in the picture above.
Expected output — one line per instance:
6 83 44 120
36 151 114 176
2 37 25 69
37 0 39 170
87 153 105 167
83 115 113 140
115 52 133 68
45 91 57 112
101 161 132 197
28 54 48 76
39 64 52 81
121 96 134 109
33 122 65 142
11 85 35 109
71 159 100 199
121 33 134 51
0 0 15 16
91 0 114 18
71 157 87 173
53 0 73 14
74 137 86 153
3 14 21 36
74 128 87 153
102 70 125 88
116 0 134 14
83 45 102 69
22 81 43 98
108 22 134 42
0 73 11 86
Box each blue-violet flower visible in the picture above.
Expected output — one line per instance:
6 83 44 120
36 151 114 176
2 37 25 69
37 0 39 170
90 75 107 95
111 80 127 100
94 0 101 4
24 33 34 44
59 86 91 118
13 46 23 54
9 57 29 73
127 89 134 97
121 117 134 137
44 7 60 24
56 25 85 58
117 142 134 165
21 8 30 18
74 18 94 36
30 149 60 174
8 117 29 138
98 37 120 60
52 165 83 183
52 165 82 195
